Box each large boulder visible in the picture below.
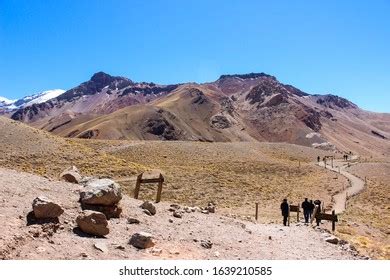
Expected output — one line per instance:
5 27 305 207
76 210 109 236
60 166 82 184
129 232 155 249
140 201 156 216
80 179 122 206
32 196 64 218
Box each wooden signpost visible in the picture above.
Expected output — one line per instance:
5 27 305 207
317 210 338 231
134 173 164 203
310 205 338 231
287 204 300 226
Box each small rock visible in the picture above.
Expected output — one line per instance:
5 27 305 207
76 210 109 236
143 209 152 216
127 218 140 224
140 201 156 216
80 253 88 258
115 245 126 251
268 236 272 240
214 251 220 257
201 210 209 214
32 196 64 218
150 248 162 256
173 211 182 218
200 240 212 249
168 219 173 223
206 203 215 213
339 239 348 246
94 242 108 253
129 232 155 249
325 237 339 245
60 166 82 183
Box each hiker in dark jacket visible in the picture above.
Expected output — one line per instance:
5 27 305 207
301 198 311 223
314 200 322 226
280 199 289 226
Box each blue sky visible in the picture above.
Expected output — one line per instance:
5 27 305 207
0 0 389 112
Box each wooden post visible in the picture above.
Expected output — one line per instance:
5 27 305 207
134 173 143 199
255 203 259 221
156 173 164 203
297 204 299 222
331 157 334 168
332 210 336 231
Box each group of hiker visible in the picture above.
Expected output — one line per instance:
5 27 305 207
280 198 322 226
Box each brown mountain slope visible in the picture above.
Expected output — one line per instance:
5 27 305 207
8 72 390 156
0 116 144 178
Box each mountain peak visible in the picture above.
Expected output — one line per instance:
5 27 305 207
218 72 276 81
90 71 115 83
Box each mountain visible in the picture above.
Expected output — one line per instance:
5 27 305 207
0 89 65 112
0 97 16 115
9 72 390 157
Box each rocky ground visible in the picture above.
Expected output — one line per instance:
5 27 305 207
0 167 362 260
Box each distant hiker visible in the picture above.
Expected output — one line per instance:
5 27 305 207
301 198 311 223
314 200 322 226
280 199 289 226
308 200 315 220
317 156 320 163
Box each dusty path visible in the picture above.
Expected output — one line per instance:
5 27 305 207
318 160 365 214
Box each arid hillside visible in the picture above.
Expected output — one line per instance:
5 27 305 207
7 72 390 157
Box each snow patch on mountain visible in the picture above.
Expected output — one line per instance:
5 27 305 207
22 89 65 107
1 89 65 111
0 96 16 105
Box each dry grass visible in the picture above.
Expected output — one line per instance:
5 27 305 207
81 141 347 222
336 162 390 259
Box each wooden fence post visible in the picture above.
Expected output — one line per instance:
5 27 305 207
297 204 299 222
134 173 143 199
255 203 259 221
332 210 336 231
155 173 164 203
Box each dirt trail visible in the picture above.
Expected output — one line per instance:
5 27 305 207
318 160 365 214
